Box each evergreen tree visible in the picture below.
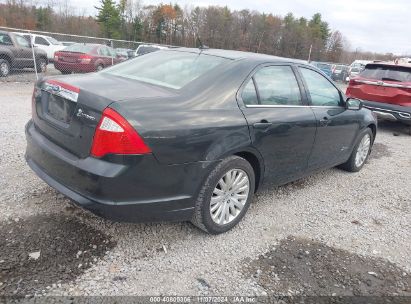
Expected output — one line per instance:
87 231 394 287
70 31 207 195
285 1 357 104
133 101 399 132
95 0 121 39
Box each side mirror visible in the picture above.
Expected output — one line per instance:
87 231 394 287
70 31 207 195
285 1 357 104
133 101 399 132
346 98 363 110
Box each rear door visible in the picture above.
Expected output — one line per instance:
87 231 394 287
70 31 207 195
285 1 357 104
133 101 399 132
297 66 360 169
13 34 34 68
238 64 317 185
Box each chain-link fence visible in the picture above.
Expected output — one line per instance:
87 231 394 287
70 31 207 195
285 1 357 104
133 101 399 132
0 26 170 83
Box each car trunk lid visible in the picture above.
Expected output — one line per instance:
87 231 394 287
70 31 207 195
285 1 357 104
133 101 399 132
32 73 175 158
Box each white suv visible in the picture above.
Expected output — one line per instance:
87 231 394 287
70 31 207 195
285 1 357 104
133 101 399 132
18 33 66 61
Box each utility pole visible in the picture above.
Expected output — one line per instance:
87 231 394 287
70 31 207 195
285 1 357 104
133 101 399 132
308 44 312 63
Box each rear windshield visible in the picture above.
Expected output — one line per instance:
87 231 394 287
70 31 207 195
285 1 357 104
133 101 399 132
360 64 411 82
316 63 331 70
104 51 231 89
61 44 96 54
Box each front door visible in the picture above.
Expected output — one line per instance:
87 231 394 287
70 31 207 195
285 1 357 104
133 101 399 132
239 65 317 185
297 66 360 170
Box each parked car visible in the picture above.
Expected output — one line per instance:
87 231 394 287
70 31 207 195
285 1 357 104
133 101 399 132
311 61 333 77
346 62 411 127
349 60 372 73
54 43 122 74
345 66 362 82
331 64 349 82
18 33 65 62
115 48 133 60
26 48 377 234
134 44 168 57
0 31 48 77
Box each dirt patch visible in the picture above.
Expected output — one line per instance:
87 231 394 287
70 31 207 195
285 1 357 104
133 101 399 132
243 237 410 296
370 143 392 160
0 215 116 296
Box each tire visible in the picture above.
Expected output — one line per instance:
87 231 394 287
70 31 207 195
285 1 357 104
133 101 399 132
0 59 10 77
96 64 104 71
191 155 255 234
36 58 47 73
338 128 373 172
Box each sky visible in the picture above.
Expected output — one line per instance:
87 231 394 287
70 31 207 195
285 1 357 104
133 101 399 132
70 0 411 55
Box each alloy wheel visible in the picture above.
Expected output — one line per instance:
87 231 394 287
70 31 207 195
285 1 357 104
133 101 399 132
210 169 250 225
0 62 9 76
355 134 371 167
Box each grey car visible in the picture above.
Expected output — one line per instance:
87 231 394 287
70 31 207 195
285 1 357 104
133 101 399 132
25 48 377 234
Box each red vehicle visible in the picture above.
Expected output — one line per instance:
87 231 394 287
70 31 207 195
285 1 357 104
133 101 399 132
54 43 122 74
346 62 411 127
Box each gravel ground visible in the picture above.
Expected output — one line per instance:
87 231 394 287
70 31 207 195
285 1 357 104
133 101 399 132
0 64 61 83
0 82 410 298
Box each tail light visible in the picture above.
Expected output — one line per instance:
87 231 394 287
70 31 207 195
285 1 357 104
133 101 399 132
32 86 41 117
90 108 151 158
54 52 60 62
79 54 92 64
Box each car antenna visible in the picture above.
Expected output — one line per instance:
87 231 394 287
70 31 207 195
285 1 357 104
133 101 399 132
186 17 208 51
197 36 208 51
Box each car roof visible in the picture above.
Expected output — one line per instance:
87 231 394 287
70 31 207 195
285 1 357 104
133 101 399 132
165 47 309 65
70 43 106 47
365 62 411 69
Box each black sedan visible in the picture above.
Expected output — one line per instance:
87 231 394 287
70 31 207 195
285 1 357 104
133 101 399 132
25 48 377 234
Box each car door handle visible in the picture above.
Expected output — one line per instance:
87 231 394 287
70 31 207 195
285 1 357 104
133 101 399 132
319 117 331 126
253 120 272 129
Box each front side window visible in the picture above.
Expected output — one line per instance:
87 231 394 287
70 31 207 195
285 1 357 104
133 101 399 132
47 36 61 45
15 35 30 48
107 47 116 57
99 47 110 56
253 66 302 106
0 33 13 45
300 67 341 107
35 36 49 46
104 51 231 89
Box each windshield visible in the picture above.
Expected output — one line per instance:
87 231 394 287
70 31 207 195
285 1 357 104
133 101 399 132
61 44 96 54
104 51 231 89
47 36 62 45
360 64 411 82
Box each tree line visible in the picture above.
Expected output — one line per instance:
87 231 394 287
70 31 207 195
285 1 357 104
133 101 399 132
0 0 397 64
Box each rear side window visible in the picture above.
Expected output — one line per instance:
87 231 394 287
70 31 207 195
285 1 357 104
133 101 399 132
360 64 411 82
104 51 231 89
241 80 259 105
300 67 341 107
253 66 302 106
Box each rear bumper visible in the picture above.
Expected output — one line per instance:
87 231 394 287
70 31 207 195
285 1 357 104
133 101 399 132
362 100 411 125
25 120 217 222
54 62 96 73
